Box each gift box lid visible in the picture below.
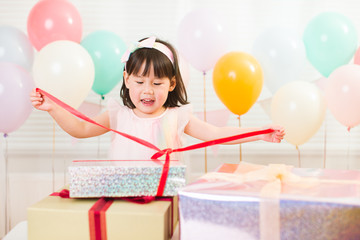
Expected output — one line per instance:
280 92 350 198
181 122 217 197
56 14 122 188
69 159 186 198
70 159 185 167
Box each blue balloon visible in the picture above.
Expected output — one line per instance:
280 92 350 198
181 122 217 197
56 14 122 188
81 30 127 96
303 12 358 77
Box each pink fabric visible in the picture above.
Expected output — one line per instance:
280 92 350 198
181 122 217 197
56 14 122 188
107 98 191 161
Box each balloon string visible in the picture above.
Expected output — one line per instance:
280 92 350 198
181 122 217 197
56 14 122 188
238 116 242 162
52 121 55 192
4 134 11 233
203 71 207 173
296 145 301 168
346 130 351 170
323 116 327 168
97 96 103 159
63 158 66 187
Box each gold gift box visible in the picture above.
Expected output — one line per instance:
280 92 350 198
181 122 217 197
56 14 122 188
28 188 178 240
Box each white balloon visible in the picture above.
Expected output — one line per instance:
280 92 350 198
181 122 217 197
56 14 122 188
271 81 326 146
252 27 306 94
177 8 230 72
33 40 95 108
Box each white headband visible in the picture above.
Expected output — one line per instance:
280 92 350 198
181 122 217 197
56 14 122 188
121 36 174 65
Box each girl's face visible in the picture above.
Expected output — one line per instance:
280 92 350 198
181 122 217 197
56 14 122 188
124 62 176 118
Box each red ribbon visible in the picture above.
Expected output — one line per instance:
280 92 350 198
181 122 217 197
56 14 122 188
51 190 112 240
37 88 273 197
50 189 71 198
89 197 113 240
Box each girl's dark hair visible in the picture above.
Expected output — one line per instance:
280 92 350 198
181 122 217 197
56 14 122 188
120 37 189 108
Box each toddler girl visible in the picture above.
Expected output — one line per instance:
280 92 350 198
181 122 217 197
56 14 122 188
30 36 284 161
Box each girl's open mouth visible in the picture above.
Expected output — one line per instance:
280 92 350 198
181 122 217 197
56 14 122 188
141 99 155 105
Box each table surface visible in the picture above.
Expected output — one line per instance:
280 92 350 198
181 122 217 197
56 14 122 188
3 221 27 240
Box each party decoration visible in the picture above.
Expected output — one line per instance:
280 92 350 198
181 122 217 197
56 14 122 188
325 64 360 130
32 40 94 109
213 52 263 116
271 81 326 146
177 8 230 72
81 30 126 96
258 98 272 117
27 0 82 51
314 77 327 92
303 12 358 77
77 101 102 118
0 26 34 70
252 27 306 94
0 63 34 134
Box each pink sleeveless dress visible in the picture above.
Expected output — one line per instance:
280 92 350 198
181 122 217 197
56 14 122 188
107 98 191 161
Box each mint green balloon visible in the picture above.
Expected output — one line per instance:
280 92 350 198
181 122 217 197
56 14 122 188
303 12 358 77
81 30 126 96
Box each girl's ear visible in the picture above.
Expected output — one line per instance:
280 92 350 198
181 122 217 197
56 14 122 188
169 77 176 92
123 71 130 88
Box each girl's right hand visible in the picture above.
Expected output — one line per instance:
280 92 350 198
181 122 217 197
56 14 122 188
30 88 53 112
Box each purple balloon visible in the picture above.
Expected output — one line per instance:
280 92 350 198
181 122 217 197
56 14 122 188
177 8 230 73
0 26 34 71
0 63 34 134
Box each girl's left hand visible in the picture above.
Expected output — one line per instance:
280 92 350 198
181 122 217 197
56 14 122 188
262 125 285 143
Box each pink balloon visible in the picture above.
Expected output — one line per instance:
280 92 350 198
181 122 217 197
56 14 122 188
27 0 82 51
354 46 360 65
325 64 360 129
0 63 34 134
177 8 230 72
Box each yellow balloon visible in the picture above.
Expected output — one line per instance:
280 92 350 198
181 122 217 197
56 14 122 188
33 40 95 109
213 52 263 115
271 81 326 146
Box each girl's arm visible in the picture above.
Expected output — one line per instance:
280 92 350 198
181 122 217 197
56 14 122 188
30 88 110 138
184 114 285 144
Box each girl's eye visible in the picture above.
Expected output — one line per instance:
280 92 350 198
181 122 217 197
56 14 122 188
136 81 143 84
153 82 162 86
